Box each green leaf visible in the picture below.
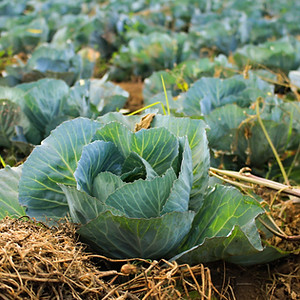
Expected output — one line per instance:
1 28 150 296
22 78 69 136
182 77 247 116
0 86 38 145
0 86 25 104
234 38 300 71
0 165 25 219
0 99 21 147
105 168 176 218
162 137 193 213
89 81 129 115
59 185 114 225
227 243 289 266
0 18 49 54
67 79 129 118
94 122 179 176
26 43 82 85
92 172 125 202
96 113 210 206
151 115 210 210
93 122 133 158
121 152 158 181
133 127 178 175
19 117 101 220
173 185 265 264
74 140 124 194
236 120 290 167
205 104 247 152
172 226 263 265
78 210 195 259
97 112 139 131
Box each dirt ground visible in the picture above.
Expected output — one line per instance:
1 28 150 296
207 255 300 300
117 81 145 113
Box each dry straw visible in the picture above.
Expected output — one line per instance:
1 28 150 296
0 217 218 300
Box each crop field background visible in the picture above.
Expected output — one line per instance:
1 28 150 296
0 0 299 299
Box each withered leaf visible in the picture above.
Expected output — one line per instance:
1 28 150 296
134 113 156 132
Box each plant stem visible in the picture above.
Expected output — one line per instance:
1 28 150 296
258 216 300 241
209 167 300 198
287 144 300 179
128 101 166 116
255 97 290 185
0 154 6 168
161 75 170 115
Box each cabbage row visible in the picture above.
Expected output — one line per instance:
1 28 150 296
0 0 299 265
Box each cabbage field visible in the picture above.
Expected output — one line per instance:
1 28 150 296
0 0 299 299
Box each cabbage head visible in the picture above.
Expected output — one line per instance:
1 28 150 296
19 116 200 258
19 114 276 265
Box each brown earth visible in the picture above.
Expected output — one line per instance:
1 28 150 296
116 81 145 113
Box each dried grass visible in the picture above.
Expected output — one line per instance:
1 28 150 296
0 216 115 299
0 217 218 300
1 215 298 300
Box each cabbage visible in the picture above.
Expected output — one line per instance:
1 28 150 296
17 114 285 264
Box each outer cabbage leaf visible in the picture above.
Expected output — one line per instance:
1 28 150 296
143 56 237 113
189 13 242 54
109 32 192 80
0 18 49 54
180 72 274 117
59 185 114 225
97 112 140 131
2 43 84 86
26 43 83 85
181 77 247 116
235 120 290 167
143 58 215 101
171 185 272 265
18 118 102 219
51 16 100 51
0 0 26 17
205 104 247 153
234 37 300 71
0 86 40 146
205 102 293 169
78 210 195 259
20 78 69 137
67 79 129 118
0 100 21 148
0 165 25 218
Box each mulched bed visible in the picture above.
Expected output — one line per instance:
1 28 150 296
0 217 219 299
0 216 299 300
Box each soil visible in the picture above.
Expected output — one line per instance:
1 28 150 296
207 256 300 300
116 81 145 113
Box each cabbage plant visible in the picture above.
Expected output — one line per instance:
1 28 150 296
0 78 129 151
17 113 286 264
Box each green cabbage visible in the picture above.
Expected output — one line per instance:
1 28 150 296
17 114 286 264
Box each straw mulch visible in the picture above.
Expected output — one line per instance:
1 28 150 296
0 216 217 300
